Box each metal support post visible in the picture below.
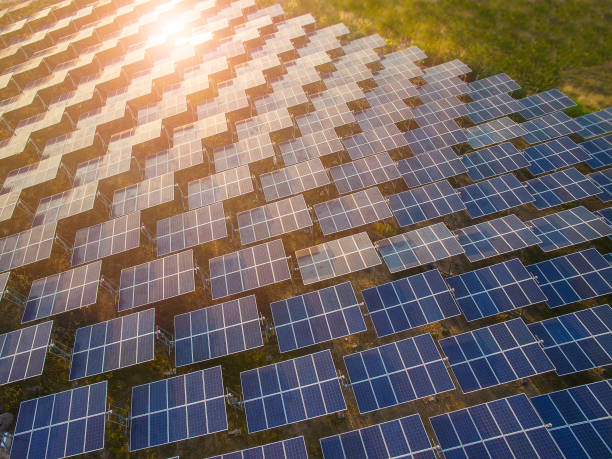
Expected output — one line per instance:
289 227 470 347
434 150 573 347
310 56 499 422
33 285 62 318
100 276 119 297
96 191 112 216
49 340 72 363
60 163 74 183
54 234 72 256
17 199 35 219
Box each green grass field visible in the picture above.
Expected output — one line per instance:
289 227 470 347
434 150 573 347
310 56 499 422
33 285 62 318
262 0 612 113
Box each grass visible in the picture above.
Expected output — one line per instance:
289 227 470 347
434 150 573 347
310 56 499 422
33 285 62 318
261 0 612 113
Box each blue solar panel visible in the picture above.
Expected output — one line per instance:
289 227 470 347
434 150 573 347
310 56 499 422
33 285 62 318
174 295 263 367
205 436 308 459
466 93 524 124
583 134 612 169
270 281 366 353
596 207 612 227
525 167 601 209
388 179 465 226
10 381 107 459
518 89 576 120
431 393 564 459
396 146 466 188
458 173 534 218
241 349 346 433
521 112 581 144
467 73 520 100
439 318 555 393
589 169 612 202
0 320 52 386
574 107 612 138
376 222 464 273
320 414 436 459
528 304 612 376
465 117 527 149
529 206 612 252
403 119 467 155
344 333 454 413
462 142 529 182
446 258 546 322
531 380 612 458
523 136 590 175
526 248 612 308
130 367 227 452
361 269 460 337
456 214 541 262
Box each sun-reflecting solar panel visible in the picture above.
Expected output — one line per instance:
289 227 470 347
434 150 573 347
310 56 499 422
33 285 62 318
174 295 263 367
430 393 563 459
376 222 464 273
396 146 467 188
462 142 529 182
0 222 56 272
320 413 436 459
575 107 612 138
330 152 401 194
271 281 366 352
417 76 468 104
205 436 308 459
260 158 330 202
467 73 520 100
388 180 465 227
404 119 467 155
241 349 346 433
466 93 524 124
526 248 612 308
315 187 392 235
342 124 409 160
156 203 227 256
589 169 612 202
10 381 107 459
118 250 195 311
344 333 454 413
531 380 612 458
0 320 52 386
456 214 541 262
297 232 381 285
69 308 154 380
362 269 460 338
582 134 612 169
210 239 291 299
145 140 203 179
521 111 582 144
446 258 546 322
525 167 601 209
130 366 227 452
458 173 534 218
465 117 527 149
411 96 468 126
518 89 576 119
33 182 98 226
439 317 554 393
111 173 174 218
279 129 343 166
187 166 253 209
523 136 590 175
528 206 611 252
23 261 101 323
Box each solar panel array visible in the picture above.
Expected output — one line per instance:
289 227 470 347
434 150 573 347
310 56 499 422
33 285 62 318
575 107 612 138
525 167 602 209
396 146 467 187
458 173 534 218
518 89 576 119
520 111 582 144
330 152 400 194
583 134 612 169
523 136 590 175
0 320 52 385
465 117 526 149
206 437 308 459
187 166 253 209
462 142 529 182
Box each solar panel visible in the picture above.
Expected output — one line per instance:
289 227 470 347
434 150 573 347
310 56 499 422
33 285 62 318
458 173 534 218
145 140 203 179
396 146 467 188
205 436 308 459
423 59 471 82
388 180 465 227
404 119 467 155
356 101 413 131
296 232 381 285
174 295 263 367
596 207 612 227
344 333 454 413
271 281 366 352
417 76 469 104
279 129 343 166
260 158 330 202
411 96 468 126
528 206 612 252
72 212 140 266
462 142 529 181
241 349 346 433
156 203 227 256
187 166 253 209
574 107 612 138
466 93 525 124
130 366 227 452
118 250 196 311
430 393 563 458
23 261 101 323
523 136 590 175
0 222 56 272
583 134 612 169
376 222 464 273
465 117 527 149
69 308 154 380
210 239 291 299
589 169 612 202
74 149 131 186
525 167 601 209
0 190 20 223
531 380 612 458
213 136 275 173
111 173 174 218
315 187 392 235
237 194 312 245
320 413 436 459
0 320 52 385
0 271 8 300
342 125 408 160
526 248 612 308
362 269 460 338
10 381 107 459
33 182 98 226
518 89 576 119
467 73 520 100
330 152 400 194
521 112 582 144
456 214 541 262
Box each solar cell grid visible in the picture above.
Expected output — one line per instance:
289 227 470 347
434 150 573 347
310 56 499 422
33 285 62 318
404 119 467 155
376 222 464 273
417 76 469 104
270 281 366 352
575 107 612 138
342 124 408 161
174 295 263 367
0 190 20 223
467 73 520 100
525 167 601 209
521 111 582 144
423 59 471 81
188 166 253 210
589 168 612 202
355 102 412 131
240 349 346 433
279 129 343 166
466 93 525 124
523 136 590 175
458 173 534 218
462 142 528 182
465 117 527 149
213 136 275 173
397 146 467 188
526 248 612 308
518 89 576 120
69 308 154 381
33 182 98 226
388 179 465 227
596 207 612 228
0 221 56 272
0 320 52 386
205 436 308 459
362 269 460 338
411 96 468 126
582 134 612 169
344 333 454 413
74 149 131 186
111 173 174 218
330 152 400 195
260 158 330 202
